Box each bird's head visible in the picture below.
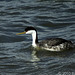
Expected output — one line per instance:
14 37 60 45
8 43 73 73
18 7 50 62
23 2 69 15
16 27 37 35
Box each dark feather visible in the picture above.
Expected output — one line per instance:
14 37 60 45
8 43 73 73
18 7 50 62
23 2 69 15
38 38 72 46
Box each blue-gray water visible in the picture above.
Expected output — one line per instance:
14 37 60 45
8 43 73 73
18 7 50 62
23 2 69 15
0 0 75 75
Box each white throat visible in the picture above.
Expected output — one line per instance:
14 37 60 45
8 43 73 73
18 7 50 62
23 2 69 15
26 30 38 47
32 31 37 47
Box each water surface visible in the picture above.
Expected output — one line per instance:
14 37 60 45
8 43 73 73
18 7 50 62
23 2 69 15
0 0 75 75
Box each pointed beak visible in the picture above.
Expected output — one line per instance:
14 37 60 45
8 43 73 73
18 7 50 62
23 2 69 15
16 32 26 35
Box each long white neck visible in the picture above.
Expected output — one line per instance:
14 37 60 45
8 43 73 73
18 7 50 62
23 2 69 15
32 31 37 47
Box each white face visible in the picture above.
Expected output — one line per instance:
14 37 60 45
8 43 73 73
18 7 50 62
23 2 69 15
26 30 36 34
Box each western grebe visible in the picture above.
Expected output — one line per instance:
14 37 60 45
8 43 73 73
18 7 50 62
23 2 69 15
16 27 74 51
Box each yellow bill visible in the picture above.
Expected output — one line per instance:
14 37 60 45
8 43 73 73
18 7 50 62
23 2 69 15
16 32 26 35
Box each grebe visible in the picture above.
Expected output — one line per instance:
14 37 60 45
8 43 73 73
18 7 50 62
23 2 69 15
16 27 74 51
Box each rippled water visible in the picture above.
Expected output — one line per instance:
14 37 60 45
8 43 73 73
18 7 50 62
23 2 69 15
0 0 75 75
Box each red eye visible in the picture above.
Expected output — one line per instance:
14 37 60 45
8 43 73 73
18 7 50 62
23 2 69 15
25 30 28 32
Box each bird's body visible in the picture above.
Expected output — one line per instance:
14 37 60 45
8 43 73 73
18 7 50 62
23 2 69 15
37 38 74 51
16 27 74 51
